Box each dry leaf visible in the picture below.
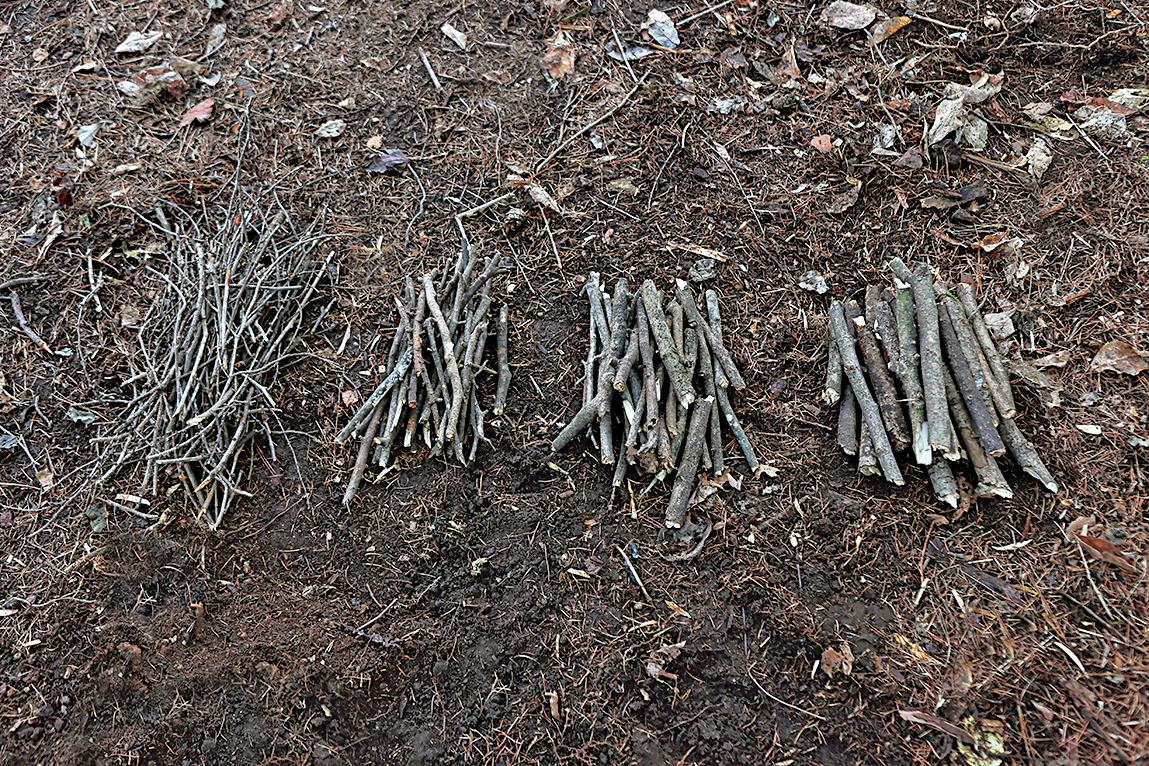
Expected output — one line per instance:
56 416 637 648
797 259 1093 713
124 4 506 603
823 1 876 29
823 178 861 214
32 47 50 62
179 97 215 127
542 30 575 80
366 134 383 150
316 119 345 138
664 600 692 619
341 390 360 407
366 148 409 173
811 134 833 153
37 468 55 491
441 22 467 50
361 57 391 71
899 709 977 745
1032 349 1072 368
1090 340 1147 376
821 643 854 677
115 30 163 53
1075 533 1140 574
870 16 911 43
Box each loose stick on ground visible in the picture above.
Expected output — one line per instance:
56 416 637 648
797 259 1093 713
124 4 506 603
664 397 714 528
824 323 843 406
866 285 900 372
956 283 1017 418
343 399 387 504
829 301 904 484
857 417 880 477
9 293 51 353
927 458 959 508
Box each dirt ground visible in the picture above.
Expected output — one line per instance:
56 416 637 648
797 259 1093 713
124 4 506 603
3 0 1149 763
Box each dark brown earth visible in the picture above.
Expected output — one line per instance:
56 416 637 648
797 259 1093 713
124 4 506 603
2 0 1149 764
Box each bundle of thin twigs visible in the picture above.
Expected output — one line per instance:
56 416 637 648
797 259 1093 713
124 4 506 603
336 225 511 504
91 196 332 531
550 274 759 529
826 258 1057 507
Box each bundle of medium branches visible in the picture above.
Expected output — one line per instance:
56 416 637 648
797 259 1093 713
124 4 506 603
335 238 511 504
826 258 1058 507
94 204 332 531
550 274 759 529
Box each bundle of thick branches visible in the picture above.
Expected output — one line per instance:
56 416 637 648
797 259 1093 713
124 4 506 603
550 274 759 529
825 258 1057 507
335 234 511 504
91 201 332 531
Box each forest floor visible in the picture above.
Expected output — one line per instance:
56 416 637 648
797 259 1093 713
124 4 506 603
2 0 1149 763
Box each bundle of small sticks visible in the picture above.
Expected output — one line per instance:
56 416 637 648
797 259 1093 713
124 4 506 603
336 234 511 504
826 258 1057 506
550 274 760 529
94 203 331 531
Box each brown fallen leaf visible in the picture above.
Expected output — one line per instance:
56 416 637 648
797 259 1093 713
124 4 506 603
1075 533 1141 574
821 643 854 677
899 709 977 745
1090 340 1147 376
823 178 861 214
811 134 833 153
179 97 215 127
870 16 911 44
542 30 575 80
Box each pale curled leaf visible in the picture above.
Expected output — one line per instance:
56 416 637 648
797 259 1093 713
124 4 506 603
115 30 163 53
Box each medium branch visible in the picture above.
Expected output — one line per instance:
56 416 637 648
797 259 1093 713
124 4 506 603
664 396 714 529
956 282 1017 418
890 279 930 465
641 280 696 406
829 301 903 484
492 304 511 416
675 279 745 389
938 302 1005 456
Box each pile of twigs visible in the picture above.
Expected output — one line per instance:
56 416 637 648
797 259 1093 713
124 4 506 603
92 200 332 531
826 258 1057 507
335 226 511 504
550 274 759 529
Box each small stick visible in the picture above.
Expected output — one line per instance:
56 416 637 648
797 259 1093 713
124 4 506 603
423 275 465 443
944 366 1013 499
894 259 950 455
641 280 696 407
534 74 648 174
857 416 881 477
599 393 615 465
9 293 51 353
456 193 517 221
410 286 427 378
613 328 641 390
715 385 759 474
636 301 659 429
675 279 745 389
705 290 731 390
607 278 630 360
998 417 1058 493
837 379 858 456
938 290 998 425
664 396 714 529
866 285 900 371
697 330 724 476
586 273 611 345
614 544 653 604
335 348 413 443
492 304 511 417
551 364 615 453
852 302 911 453
927 457 960 509
343 397 386 504
890 276 930 465
419 47 442 90
824 326 843 406
956 283 1017 418
829 302 903 485
938 302 1005 456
